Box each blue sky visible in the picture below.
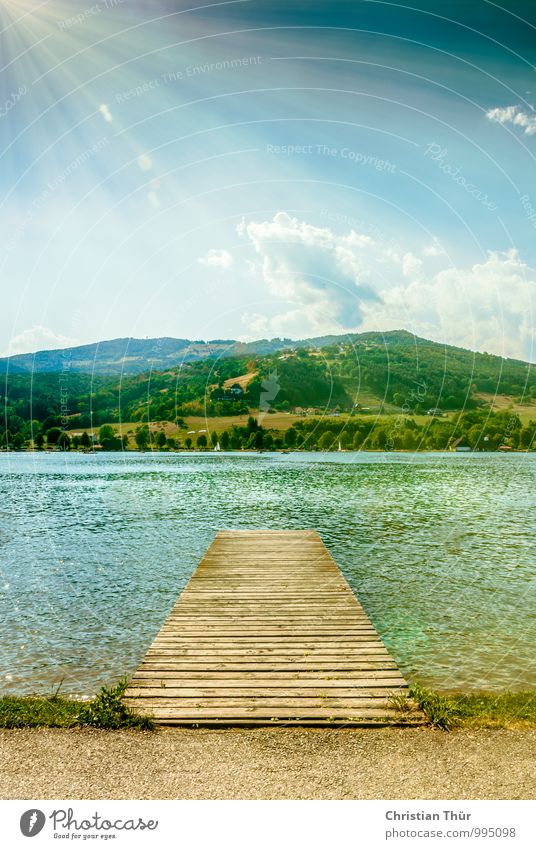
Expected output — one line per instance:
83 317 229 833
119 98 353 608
1 0 536 359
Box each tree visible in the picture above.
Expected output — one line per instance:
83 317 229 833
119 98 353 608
12 432 25 450
99 425 115 444
284 427 297 447
401 429 418 450
467 424 482 449
46 427 62 446
80 431 91 449
99 424 123 451
35 433 45 450
371 427 388 450
42 416 59 432
155 431 167 449
135 425 150 451
166 437 177 450
58 432 71 451
520 425 535 449
220 430 230 450
352 431 362 450
318 432 333 450
262 432 274 450
25 420 42 442
340 432 352 449
72 435 81 449
211 430 218 447
197 433 207 449
185 436 192 449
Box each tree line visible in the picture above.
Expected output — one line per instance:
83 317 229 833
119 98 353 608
5 409 533 452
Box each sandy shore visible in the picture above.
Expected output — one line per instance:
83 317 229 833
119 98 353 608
1 727 535 799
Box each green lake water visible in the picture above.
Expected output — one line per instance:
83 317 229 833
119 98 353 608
0 451 534 695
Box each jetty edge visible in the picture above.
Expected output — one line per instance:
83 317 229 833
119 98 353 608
124 530 423 726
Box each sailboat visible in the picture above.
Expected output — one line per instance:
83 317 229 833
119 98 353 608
214 441 221 452
338 440 343 452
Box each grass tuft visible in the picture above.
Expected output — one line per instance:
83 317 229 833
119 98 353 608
388 691 414 714
409 683 461 730
0 680 154 731
77 680 154 730
408 684 536 731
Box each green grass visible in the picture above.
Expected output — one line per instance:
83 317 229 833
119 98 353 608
0 694 81 728
2 681 534 732
0 680 154 730
448 691 536 729
405 684 536 731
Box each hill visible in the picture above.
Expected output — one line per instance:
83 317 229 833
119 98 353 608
0 328 477 375
0 335 296 375
2 330 535 448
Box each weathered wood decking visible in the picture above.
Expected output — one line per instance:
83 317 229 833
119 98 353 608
125 530 421 726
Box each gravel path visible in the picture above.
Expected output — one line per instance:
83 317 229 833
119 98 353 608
1 728 534 800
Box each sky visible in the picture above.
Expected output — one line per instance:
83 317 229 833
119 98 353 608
1 0 536 360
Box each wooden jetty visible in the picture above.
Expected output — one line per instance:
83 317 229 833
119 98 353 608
125 530 421 726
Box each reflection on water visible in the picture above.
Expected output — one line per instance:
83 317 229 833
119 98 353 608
0 451 535 695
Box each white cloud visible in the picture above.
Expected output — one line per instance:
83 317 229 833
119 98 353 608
402 252 422 278
241 312 270 340
361 249 536 360
486 105 536 135
1 325 80 357
237 211 383 335
198 249 234 269
237 212 536 359
423 239 445 257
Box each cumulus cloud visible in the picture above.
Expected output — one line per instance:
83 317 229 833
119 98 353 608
198 249 234 269
423 239 445 257
402 252 422 278
361 249 536 361
237 212 383 335
486 105 536 135
237 212 535 359
1 325 79 357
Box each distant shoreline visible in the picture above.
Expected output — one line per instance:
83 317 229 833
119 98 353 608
0 447 532 455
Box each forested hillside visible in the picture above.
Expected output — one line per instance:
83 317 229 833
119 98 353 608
2 331 535 449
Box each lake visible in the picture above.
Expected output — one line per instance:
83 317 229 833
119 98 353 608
1 451 535 696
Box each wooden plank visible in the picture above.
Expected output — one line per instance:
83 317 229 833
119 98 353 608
129 671 406 681
125 687 405 698
126 696 402 706
125 530 421 726
135 658 400 667
129 680 405 689
125 706 406 719
151 636 383 644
